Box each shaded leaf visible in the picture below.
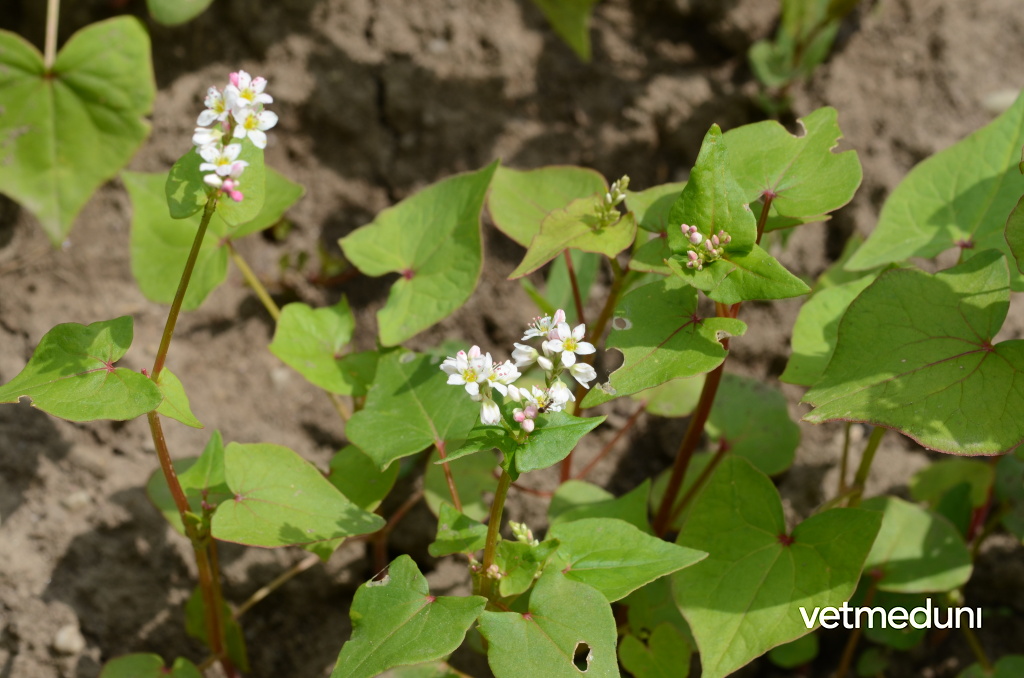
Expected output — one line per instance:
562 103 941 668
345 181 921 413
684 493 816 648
496 539 560 597
0 316 161 421
548 479 651 533
706 374 798 475
424 447 498 522
0 18 153 243
429 502 488 557
330 556 486 678
910 458 994 509
184 587 249 673
327 445 399 511
99 655 202 678
340 162 498 345
959 655 1024 678
632 376 704 418
627 182 687 233
528 0 600 61
767 632 818 669
619 623 692 678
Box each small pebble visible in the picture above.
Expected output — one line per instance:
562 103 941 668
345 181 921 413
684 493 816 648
53 624 85 655
61 491 90 511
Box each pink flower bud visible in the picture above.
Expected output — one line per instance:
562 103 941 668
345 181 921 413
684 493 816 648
521 419 535 433
712 234 720 247
513 409 526 423
687 250 699 262
688 231 703 245
229 71 241 88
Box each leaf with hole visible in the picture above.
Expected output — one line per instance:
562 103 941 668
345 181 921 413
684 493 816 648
340 162 497 345
723 107 861 231
0 18 154 243
346 351 478 471
211 442 384 549
551 518 706 602
330 556 486 678
580 277 746 408
673 456 881 678
0 316 161 422
804 250 1024 455
478 570 618 678
488 165 606 246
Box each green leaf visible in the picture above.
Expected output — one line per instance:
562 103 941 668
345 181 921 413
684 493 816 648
330 555 486 678
995 452 1024 541
848 91 1024 285
269 298 372 395
959 655 1024 678
623 578 692 642
723 107 862 231
126 171 229 311
666 126 809 303
340 161 498 345
767 632 818 669
0 316 161 421
184 586 249 673
327 445 399 511
99 655 202 678
706 374 798 475
514 412 605 474
910 458 994 509
145 431 230 534
424 447 497 522
155 367 203 429
147 0 214 25
211 442 385 548
649 453 715 533
780 272 878 386
528 0 599 61
428 502 488 557
618 623 692 678
165 147 208 219
229 167 305 238
346 351 478 470
860 496 972 593
803 251 1024 455
852 587 928 650
386 663 464 678
551 518 706 602
632 376 704 418
0 18 154 243
548 479 652 533
580 277 746 409
478 570 618 678
673 456 882 678
488 165 606 247
509 197 636 278
630 234 673 276
627 183 687 233
496 538 560 597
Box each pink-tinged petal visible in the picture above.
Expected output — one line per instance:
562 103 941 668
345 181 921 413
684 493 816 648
553 309 566 324
229 71 241 88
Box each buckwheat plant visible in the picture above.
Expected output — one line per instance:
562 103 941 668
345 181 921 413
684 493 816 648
3 26 1024 677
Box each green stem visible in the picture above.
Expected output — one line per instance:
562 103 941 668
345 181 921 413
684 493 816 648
44 0 60 71
228 240 281 321
837 421 852 496
961 623 992 672
480 471 513 602
848 426 886 508
152 197 218 380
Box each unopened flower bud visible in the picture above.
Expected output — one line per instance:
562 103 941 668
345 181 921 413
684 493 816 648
688 231 703 245
521 418 535 433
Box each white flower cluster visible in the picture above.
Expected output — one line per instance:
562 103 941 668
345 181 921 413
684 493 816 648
594 175 629 226
439 309 598 432
191 70 278 203
681 223 732 271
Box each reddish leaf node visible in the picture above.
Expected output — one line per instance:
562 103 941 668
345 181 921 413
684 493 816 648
955 238 975 249
425 595 436 603
681 311 703 329
777 532 794 546
234 493 244 502
102 360 116 374
522 613 533 621
401 268 415 280
762 189 778 200
869 567 885 581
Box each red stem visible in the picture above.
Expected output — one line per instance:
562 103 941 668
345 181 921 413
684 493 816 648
435 441 463 512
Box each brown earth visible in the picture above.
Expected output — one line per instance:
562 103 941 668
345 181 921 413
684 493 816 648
1 0 1023 676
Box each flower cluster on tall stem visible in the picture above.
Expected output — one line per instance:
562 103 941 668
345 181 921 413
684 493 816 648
440 309 598 436
192 71 278 202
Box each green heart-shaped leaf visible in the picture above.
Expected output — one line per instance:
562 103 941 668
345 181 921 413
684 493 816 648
510 197 636 278
99 655 202 678
488 165 606 246
724 107 862 231
551 517 706 602
803 250 1024 455
478 570 618 678
330 556 486 678
0 18 154 243
548 479 651 533
619 623 693 678
706 374 798 475
848 91 1024 286
211 442 385 548
580 277 746 408
910 458 994 509
327 445 399 511
346 351 478 470
860 496 972 593
673 456 881 678
341 161 498 345
0 316 161 421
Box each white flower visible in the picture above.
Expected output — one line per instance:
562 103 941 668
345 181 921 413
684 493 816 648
512 343 539 368
204 162 246 202
569 362 597 388
523 309 566 341
197 86 231 126
440 346 489 396
225 70 273 109
544 322 595 367
547 380 575 412
479 395 501 425
487 359 520 396
192 126 224 148
199 143 247 177
232 106 279 149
